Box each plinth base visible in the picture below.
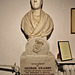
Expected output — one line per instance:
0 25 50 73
20 52 56 75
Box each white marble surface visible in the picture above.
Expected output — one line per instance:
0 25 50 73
20 38 56 75
20 52 56 75
26 37 50 55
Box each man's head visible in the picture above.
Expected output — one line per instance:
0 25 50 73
30 0 43 10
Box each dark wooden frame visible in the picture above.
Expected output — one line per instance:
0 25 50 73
71 8 75 34
58 41 72 61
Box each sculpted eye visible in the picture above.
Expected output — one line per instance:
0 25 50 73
34 0 37 2
34 1 37 2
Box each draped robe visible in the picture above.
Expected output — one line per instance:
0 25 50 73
21 9 54 40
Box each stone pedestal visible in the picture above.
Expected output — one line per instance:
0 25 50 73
20 38 56 75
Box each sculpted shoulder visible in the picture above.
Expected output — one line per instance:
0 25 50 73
22 10 53 23
22 10 32 21
42 10 53 22
46 13 53 23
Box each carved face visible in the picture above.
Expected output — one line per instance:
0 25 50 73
30 0 43 9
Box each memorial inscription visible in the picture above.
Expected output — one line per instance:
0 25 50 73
21 62 54 75
23 68 54 75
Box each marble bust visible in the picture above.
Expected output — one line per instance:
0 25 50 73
21 0 54 40
20 1 56 75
